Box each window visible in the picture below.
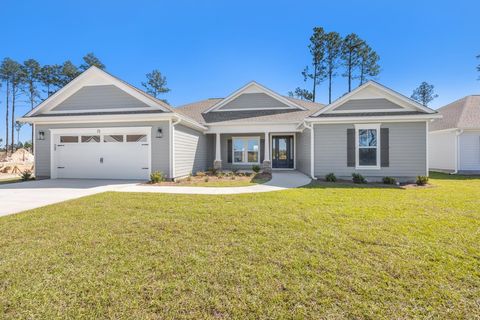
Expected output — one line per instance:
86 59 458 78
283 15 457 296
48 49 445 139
232 137 260 164
104 135 124 143
60 136 78 143
355 124 380 169
81 135 100 143
126 135 147 142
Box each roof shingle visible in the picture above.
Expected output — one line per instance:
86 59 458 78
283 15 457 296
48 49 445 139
430 95 480 131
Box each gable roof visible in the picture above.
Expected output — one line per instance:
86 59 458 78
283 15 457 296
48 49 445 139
176 97 323 124
203 81 306 113
430 95 480 131
311 81 437 117
25 66 174 117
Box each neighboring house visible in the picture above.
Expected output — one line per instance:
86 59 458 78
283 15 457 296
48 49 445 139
19 66 440 182
429 95 480 173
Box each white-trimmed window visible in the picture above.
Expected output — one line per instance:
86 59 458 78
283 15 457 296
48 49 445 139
232 137 260 164
355 124 380 169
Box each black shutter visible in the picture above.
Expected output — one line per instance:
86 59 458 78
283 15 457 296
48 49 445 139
347 129 355 167
227 139 232 163
381 128 389 167
260 139 265 163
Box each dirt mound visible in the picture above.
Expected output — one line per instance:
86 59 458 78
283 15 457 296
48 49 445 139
2 149 34 163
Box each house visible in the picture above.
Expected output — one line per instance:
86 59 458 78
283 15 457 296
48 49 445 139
19 66 440 182
429 95 480 173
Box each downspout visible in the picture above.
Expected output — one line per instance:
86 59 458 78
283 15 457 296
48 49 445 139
170 116 181 180
452 129 463 174
303 121 317 180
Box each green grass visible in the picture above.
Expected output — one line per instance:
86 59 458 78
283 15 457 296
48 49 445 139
0 176 21 185
0 173 479 319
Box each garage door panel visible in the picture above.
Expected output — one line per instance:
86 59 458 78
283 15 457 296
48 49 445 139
459 132 480 171
53 128 151 180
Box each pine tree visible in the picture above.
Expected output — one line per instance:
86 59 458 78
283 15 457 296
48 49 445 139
22 59 41 150
358 44 380 85
324 31 342 104
411 82 438 106
80 52 105 71
300 27 327 102
59 61 80 86
40 64 62 97
142 70 170 103
341 34 364 92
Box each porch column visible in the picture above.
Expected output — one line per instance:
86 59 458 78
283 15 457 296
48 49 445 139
262 131 272 173
214 133 222 170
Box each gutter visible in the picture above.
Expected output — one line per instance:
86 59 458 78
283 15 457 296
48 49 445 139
453 129 464 174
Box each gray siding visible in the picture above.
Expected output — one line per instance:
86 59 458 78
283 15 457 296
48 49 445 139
296 129 311 176
174 124 208 177
51 85 150 112
34 121 170 178
218 93 291 111
334 98 405 111
313 122 427 181
220 133 266 170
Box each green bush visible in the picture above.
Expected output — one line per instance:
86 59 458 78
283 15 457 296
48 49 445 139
352 173 366 184
150 171 165 183
232 168 239 175
204 177 209 182
20 169 33 181
416 176 429 186
382 176 396 185
325 173 337 182
252 165 261 173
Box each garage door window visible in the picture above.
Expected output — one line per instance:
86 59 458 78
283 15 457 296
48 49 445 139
126 135 147 142
81 135 100 143
60 136 79 143
104 135 124 143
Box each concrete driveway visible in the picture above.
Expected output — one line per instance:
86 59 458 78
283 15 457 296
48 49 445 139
0 179 139 217
0 171 312 217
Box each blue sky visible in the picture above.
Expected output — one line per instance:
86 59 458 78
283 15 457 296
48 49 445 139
1 0 479 143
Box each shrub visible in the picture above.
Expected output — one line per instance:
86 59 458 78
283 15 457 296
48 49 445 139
416 175 429 186
232 168 239 175
325 173 337 182
196 171 206 177
20 169 33 181
187 174 192 181
352 173 366 184
150 171 165 183
382 176 396 185
210 168 218 175
204 177 209 182
252 165 261 173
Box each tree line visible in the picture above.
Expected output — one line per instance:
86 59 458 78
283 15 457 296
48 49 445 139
289 27 381 103
0 53 170 153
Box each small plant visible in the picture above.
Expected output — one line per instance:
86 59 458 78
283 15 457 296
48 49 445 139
382 176 396 185
232 168 239 175
210 167 218 175
204 176 209 182
230 175 235 180
416 175 429 186
187 174 192 182
325 173 337 182
150 171 165 183
20 169 33 181
196 171 206 177
252 165 261 173
352 173 366 184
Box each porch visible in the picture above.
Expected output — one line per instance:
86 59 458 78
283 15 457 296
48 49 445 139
208 132 297 172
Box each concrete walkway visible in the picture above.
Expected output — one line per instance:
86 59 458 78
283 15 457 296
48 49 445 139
116 171 311 195
0 171 311 217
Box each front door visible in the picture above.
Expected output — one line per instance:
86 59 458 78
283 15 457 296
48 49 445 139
272 136 294 168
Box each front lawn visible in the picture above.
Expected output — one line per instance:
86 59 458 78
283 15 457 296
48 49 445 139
0 173 479 319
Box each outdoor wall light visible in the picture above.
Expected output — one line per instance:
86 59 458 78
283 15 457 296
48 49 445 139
38 131 45 141
156 128 163 138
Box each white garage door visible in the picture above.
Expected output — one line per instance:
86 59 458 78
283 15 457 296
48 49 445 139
52 127 151 180
459 132 480 171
